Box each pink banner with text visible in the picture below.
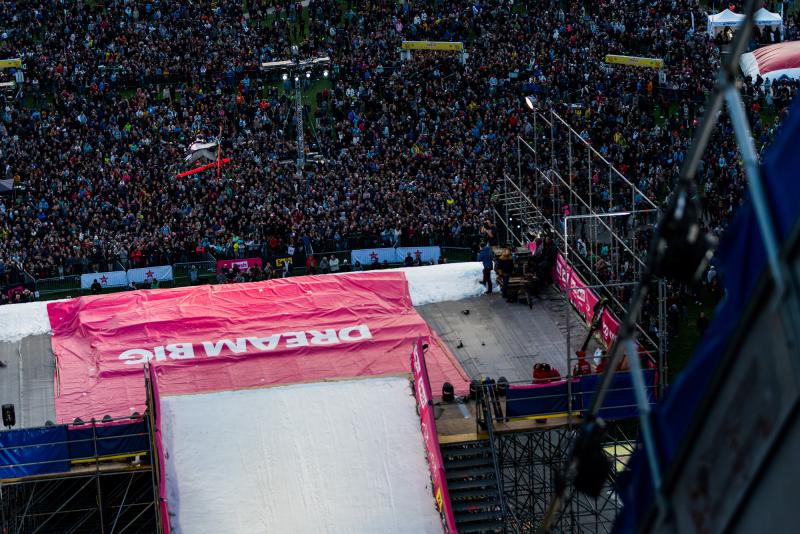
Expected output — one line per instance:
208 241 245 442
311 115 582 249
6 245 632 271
553 252 621 350
411 339 458 533
47 272 469 422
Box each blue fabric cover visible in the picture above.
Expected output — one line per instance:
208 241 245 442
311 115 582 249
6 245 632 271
613 93 800 532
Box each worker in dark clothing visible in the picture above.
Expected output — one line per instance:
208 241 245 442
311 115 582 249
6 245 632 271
478 242 494 294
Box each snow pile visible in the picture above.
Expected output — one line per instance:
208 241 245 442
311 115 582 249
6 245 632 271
395 262 485 306
161 377 442 534
0 301 56 343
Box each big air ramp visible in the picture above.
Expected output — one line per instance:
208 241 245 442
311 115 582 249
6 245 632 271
162 377 442 533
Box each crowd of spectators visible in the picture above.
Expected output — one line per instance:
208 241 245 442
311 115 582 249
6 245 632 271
0 0 798 306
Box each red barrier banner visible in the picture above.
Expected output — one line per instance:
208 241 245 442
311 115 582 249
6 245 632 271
553 252 619 349
216 257 263 273
411 339 458 533
47 272 469 422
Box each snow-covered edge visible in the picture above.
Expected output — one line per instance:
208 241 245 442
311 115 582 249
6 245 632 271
0 263 485 342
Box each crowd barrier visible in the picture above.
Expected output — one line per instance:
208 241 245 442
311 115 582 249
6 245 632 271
505 369 658 421
0 418 150 479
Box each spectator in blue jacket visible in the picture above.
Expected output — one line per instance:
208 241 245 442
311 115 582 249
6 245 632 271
478 243 494 295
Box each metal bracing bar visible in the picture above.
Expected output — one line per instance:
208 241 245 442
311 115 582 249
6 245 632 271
724 85 785 295
30 477 94 534
540 166 650 270
15 481 36 534
115 501 154 534
109 473 135 534
543 112 658 210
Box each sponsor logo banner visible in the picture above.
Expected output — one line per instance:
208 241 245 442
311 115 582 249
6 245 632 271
553 253 620 349
401 41 464 51
47 273 469 421
0 58 22 69
604 54 664 69
411 339 458 533
216 258 263 273
80 271 128 290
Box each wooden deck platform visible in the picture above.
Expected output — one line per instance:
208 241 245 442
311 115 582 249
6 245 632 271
434 397 576 444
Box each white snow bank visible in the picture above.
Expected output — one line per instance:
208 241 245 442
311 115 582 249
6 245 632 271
393 262 485 306
0 263 484 342
0 301 55 343
162 377 442 534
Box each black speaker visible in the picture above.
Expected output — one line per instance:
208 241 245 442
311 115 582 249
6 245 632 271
497 377 509 397
469 380 479 400
442 382 455 402
2 404 15 428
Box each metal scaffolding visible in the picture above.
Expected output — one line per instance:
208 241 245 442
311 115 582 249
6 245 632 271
494 106 668 390
495 423 636 534
0 402 160 533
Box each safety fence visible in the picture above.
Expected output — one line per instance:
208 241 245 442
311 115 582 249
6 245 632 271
26 246 473 302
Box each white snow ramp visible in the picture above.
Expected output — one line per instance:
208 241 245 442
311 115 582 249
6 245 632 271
162 377 442 534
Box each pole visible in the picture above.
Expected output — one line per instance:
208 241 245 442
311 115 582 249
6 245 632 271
295 78 305 178
564 216 572 425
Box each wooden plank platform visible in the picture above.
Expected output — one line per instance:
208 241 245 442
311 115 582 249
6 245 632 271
434 398 576 444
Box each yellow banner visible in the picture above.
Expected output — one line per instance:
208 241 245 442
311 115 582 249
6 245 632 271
604 55 663 69
275 257 294 267
0 58 22 69
401 41 464 52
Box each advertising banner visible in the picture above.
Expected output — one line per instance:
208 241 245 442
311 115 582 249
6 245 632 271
553 253 620 349
604 54 664 69
48 272 470 421
80 271 128 290
0 58 22 69
411 339 458 533
351 246 441 266
401 41 464 51
216 257 263 273
128 265 174 284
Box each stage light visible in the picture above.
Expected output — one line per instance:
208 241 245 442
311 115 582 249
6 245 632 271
294 75 299 82
282 73 288 81
442 382 455 402
2 404 15 429
323 69 329 77
131 412 141 419
102 415 112 423
73 417 84 426
525 96 535 111
305 71 311 79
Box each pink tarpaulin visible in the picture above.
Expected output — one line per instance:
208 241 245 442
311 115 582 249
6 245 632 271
48 272 469 422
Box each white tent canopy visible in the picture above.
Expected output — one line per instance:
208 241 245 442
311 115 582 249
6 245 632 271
707 8 783 37
754 7 783 28
707 9 745 36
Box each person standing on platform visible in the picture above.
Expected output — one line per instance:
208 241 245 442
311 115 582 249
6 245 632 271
478 242 494 295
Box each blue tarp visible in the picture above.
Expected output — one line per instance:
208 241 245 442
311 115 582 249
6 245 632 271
68 420 149 461
506 382 569 417
613 93 800 532
577 370 657 421
505 371 657 420
0 426 71 479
